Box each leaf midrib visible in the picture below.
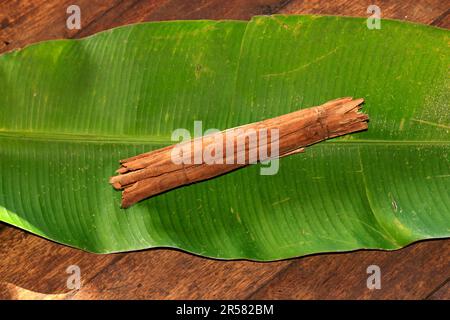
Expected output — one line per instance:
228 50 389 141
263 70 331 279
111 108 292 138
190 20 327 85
0 130 448 146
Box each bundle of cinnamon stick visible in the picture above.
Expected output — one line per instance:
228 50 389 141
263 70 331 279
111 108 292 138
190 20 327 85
110 97 368 208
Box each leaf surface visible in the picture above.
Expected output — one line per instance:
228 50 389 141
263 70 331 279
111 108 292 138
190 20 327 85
0 15 448 260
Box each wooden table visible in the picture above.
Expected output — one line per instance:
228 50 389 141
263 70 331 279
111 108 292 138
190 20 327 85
0 0 449 300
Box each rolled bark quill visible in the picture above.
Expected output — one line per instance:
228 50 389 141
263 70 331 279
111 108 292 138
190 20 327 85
110 97 368 208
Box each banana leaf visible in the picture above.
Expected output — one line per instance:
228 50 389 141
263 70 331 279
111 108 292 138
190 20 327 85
0 15 448 260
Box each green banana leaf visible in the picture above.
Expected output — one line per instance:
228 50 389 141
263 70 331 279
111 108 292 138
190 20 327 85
0 15 448 260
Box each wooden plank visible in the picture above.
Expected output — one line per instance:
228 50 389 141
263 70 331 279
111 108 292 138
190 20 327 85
0 227 122 299
427 280 450 300
249 240 450 299
0 0 105 52
71 250 290 299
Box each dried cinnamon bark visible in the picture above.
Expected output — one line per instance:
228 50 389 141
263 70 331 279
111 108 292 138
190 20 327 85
110 97 368 208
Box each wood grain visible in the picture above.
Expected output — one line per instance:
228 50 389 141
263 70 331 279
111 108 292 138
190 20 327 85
0 0 449 300
249 240 450 299
427 280 450 300
0 227 121 298
72 251 290 300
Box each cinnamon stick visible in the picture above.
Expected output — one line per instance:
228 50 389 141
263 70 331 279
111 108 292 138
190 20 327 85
110 97 368 208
